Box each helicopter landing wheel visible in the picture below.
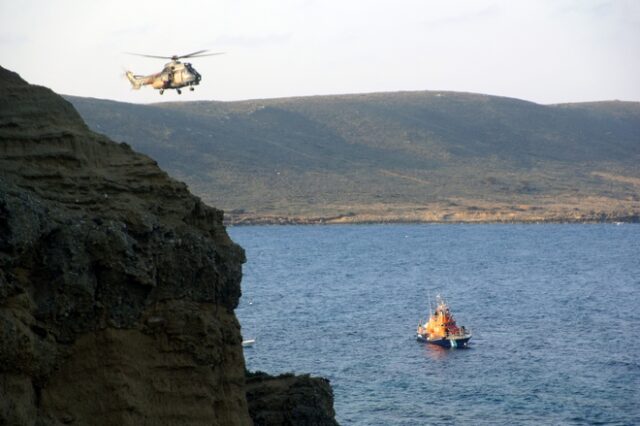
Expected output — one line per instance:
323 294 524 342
190 87 194 91
177 89 182 95
159 89 164 95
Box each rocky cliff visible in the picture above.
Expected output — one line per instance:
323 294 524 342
0 66 336 425
246 372 337 426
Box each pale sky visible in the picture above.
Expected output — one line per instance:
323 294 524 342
1 0 639 104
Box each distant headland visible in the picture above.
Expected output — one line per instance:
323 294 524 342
67 90 640 225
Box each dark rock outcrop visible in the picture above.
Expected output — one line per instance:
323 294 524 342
246 372 338 426
0 66 337 425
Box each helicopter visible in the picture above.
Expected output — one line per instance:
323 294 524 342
125 50 223 95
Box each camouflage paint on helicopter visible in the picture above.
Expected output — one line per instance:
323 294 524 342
125 50 223 95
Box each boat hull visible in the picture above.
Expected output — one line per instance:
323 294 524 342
416 334 471 348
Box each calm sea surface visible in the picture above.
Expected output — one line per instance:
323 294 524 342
230 224 640 425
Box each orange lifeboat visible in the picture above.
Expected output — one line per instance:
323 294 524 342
417 295 471 348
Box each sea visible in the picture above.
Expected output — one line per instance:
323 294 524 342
230 224 640 425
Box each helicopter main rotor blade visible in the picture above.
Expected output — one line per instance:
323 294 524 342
124 52 172 59
124 50 225 60
183 52 225 58
177 49 211 59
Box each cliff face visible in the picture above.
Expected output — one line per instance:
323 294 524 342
0 66 336 425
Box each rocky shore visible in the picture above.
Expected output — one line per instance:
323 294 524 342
225 208 640 226
0 66 337 425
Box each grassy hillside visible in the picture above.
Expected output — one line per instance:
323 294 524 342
66 91 640 223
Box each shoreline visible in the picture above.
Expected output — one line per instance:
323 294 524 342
221 201 640 226
225 215 640 226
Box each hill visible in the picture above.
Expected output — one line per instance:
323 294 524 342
67 92 640 223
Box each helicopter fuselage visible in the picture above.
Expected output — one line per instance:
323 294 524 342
126 60 202 94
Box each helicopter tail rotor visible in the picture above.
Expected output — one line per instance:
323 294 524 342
125 71 142 89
